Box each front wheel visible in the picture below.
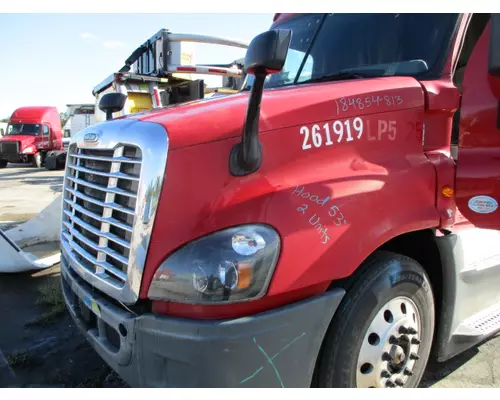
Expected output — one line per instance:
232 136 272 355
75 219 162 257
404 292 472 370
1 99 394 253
32 152 43 168
0 160 7 168
316 251 435 388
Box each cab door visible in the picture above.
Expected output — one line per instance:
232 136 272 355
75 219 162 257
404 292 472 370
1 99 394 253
40 124 51 150
456 14 500 228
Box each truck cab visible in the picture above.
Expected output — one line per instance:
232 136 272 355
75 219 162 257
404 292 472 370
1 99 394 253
60 13 500 388
0 106 63 168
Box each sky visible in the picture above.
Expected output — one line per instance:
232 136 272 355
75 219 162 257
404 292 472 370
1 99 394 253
0 13 274 119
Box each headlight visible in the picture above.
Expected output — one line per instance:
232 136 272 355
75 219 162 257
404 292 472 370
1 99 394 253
148 224 281 304
22 146 34 154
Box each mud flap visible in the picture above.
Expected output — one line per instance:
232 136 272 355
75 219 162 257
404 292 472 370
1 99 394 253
0 195 62 273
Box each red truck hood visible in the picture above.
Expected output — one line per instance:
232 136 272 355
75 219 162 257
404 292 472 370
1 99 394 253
130 76 425 150
0 135 36 144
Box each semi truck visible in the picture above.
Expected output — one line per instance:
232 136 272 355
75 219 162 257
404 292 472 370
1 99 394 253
60 13 500 388
0 106 62 168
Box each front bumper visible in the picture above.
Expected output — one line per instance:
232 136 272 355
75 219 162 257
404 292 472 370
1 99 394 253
61 259 345 388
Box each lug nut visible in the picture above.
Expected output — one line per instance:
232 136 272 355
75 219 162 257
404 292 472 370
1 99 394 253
410 352 420 360
411 338 421 345
399 326 409 334
395 378 404 387
389 335 398 344
382 352 392 361
408 327 418 334
404 368 413 376
385 380 396 388
381 369 391 378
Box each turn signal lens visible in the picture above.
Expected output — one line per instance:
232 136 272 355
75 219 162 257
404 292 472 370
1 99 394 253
441 186 454 198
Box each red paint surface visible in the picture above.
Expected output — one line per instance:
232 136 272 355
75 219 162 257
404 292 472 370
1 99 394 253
0 106 63 154
136 77 441 318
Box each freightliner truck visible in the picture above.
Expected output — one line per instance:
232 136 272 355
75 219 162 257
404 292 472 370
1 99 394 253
60 13 500 388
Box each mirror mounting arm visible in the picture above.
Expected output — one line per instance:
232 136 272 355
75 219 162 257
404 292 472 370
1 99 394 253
230 71 266 176
229 28 292 176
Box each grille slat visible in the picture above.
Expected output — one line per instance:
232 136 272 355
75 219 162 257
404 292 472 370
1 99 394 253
64 200 133 233
67 176 137 199
62 144 142 287
69 163 140 182
63 218 130 250
70 153 141 164
66 224 128 266
65 187 135 216
62 232 127 281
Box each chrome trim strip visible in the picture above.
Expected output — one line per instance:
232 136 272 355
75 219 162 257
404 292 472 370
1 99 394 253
69 153 142 164
63 219 131 249
68 163 140 182
63 201 133 232
65 187 135 216
66 176 138 199
60 119 169 304
62 232 127 281
65 224 129 265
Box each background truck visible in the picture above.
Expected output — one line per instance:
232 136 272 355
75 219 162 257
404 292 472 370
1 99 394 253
62 104 96 150
59 12 500 388
0 106 62 168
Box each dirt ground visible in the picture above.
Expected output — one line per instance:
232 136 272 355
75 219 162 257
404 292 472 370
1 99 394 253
1 164 500 388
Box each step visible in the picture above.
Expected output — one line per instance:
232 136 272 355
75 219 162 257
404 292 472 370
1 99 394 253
454 301 500 337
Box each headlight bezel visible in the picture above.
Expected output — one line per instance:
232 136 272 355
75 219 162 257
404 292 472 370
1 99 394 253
147 223 281 305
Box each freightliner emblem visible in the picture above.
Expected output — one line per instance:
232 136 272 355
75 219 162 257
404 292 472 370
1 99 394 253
83 132 100 143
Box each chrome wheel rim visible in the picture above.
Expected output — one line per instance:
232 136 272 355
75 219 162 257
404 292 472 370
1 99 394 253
356 296 422 388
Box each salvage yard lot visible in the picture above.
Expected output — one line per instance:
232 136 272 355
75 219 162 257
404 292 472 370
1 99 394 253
0 164 499 388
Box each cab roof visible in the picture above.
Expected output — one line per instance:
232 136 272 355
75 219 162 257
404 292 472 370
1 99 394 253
10 106 58 122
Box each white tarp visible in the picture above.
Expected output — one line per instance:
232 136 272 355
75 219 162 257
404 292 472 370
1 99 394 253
0 195 62 273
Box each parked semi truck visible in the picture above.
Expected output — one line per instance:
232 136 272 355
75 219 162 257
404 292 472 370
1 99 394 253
0 106 62 168
60 13 500 388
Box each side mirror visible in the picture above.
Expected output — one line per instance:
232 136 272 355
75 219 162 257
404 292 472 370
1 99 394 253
230 29 292 176
245 29 292 76
99 92 127 121
489 14 500 77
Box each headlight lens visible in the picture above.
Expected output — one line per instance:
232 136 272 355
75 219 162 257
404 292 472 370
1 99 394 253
148 224 281 304
22 146 34 154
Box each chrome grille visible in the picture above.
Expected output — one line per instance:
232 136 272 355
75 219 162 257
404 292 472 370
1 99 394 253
60 120 169 304
62 145 142 288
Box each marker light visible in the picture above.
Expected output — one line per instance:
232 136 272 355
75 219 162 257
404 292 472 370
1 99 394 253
148 225 281 304
441 186 454 198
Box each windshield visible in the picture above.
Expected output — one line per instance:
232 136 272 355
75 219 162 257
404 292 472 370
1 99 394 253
6 123 41 136
242 13 459 90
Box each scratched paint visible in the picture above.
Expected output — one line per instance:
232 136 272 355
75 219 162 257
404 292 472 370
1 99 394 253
239 332 306 387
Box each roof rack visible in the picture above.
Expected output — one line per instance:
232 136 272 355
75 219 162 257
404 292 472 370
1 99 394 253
119 29 249 78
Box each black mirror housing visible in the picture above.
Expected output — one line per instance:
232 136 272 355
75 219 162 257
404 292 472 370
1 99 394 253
99 92 127 120
244 29 292 76
489 14 500 77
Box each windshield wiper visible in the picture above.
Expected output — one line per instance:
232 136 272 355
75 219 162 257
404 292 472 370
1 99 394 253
301 70 375 84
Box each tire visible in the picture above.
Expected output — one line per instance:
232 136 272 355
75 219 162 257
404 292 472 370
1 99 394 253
32 152 43 169
0 160 7 168
316 251 435 388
